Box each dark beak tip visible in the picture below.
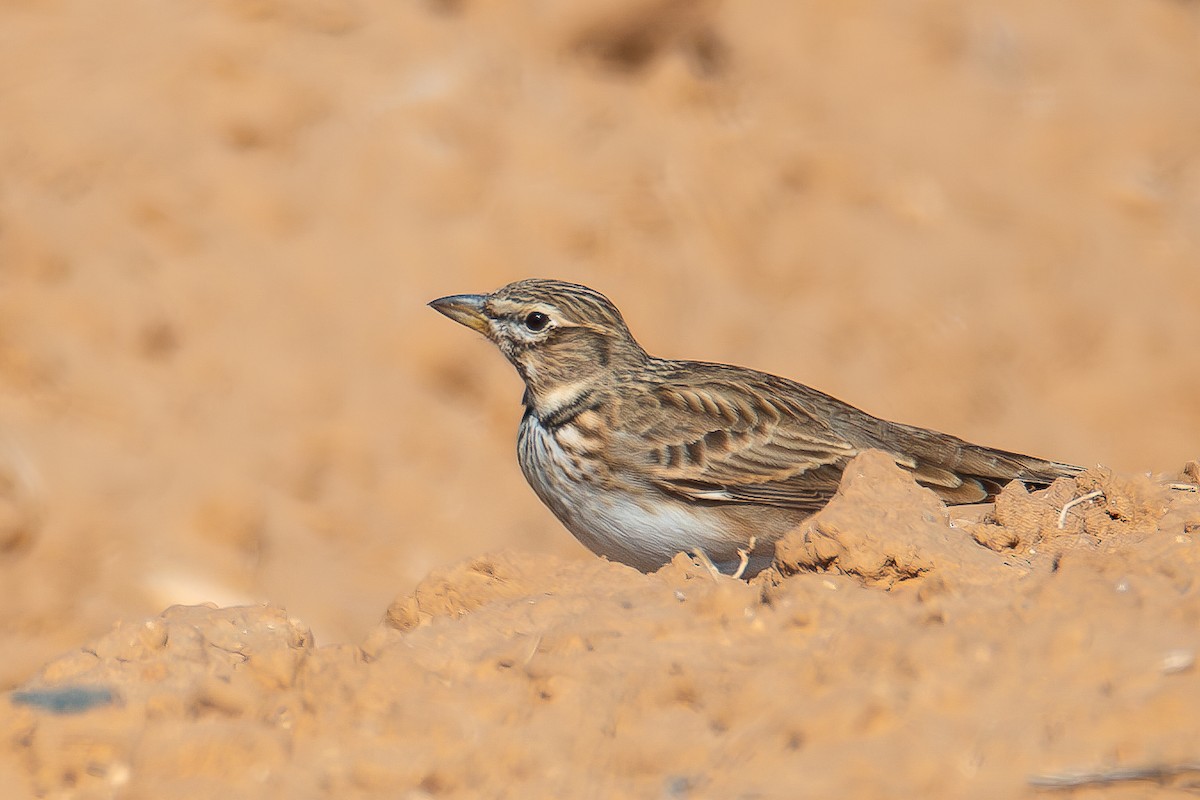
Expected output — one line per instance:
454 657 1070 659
427 295 465 316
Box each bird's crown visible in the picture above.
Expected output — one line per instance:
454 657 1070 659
485 279 632 337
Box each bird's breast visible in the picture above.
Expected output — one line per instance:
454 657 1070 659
516 411 750 571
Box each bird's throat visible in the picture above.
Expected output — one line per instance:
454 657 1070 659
526 380 598 429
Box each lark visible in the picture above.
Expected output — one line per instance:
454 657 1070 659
430 279 1082 576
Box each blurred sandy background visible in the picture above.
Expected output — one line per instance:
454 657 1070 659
1 0 1198 690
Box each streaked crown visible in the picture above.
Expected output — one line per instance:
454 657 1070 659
485 279 633 336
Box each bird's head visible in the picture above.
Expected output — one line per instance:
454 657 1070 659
429 279 648 409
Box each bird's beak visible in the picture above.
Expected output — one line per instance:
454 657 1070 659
428 293 491 335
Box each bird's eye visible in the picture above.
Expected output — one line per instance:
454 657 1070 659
524 312 550 332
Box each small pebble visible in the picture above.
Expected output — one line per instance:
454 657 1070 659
1161 650 1195 675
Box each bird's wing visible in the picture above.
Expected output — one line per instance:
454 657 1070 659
612 374 866 511
610 364 1083 509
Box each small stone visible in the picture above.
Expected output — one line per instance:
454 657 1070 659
1161 650 1195 675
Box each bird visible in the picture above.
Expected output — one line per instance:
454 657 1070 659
429 279 1083 576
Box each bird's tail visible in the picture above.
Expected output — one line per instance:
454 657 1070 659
891 422 1084 505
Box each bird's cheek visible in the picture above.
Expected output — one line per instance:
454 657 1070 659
516 348 548 380
496 338 528 371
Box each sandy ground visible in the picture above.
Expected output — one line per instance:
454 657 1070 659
1 0 1199 797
